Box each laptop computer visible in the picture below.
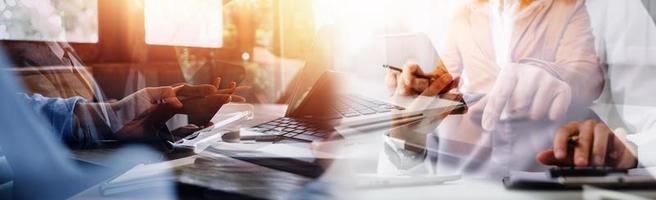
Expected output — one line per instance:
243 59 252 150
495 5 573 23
206 27 463 177
239 32 463 143
220 68 464 177
239 69 463 143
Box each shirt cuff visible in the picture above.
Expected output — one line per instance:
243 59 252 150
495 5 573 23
23 94 87 144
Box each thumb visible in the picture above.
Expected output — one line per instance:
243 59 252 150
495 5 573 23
536 149 574 166
468 95 488 124
147 87 183 108
482 72 517 131
536 149 556 165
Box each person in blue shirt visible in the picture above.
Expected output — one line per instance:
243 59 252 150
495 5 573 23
22 83 241 147
1 40 245 148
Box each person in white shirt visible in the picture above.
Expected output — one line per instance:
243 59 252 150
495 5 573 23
386 0 603 173
538 0 656 169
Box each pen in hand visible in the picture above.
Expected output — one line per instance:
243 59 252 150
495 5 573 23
566 135 579 162
382 64 435 81
383 64 459 95
567 135 579 147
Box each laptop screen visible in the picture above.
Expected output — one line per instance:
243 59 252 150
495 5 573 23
284 28 336 117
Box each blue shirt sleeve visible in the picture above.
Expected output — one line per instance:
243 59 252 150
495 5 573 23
21 94 86 144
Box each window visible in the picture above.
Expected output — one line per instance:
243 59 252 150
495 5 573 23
0 0 98 43
144 0 223 48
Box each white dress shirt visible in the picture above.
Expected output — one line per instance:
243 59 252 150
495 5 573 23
586 0 656 167
489 0 518 69
436 0 602 173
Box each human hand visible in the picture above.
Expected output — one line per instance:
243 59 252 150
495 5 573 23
178 78 247 126
386 61 458 97
110 82 219 124
112 107 211 142
112 87 183 141
111 77 247 141
536 120 637 169
482 64 572 131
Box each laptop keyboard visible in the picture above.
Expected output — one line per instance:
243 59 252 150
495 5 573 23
247 117 334 142
246 95 404 142
332 95 405 118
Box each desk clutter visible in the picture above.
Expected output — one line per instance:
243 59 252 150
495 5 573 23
101 150 312 199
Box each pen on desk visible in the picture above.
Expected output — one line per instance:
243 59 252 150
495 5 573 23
382 64 435 80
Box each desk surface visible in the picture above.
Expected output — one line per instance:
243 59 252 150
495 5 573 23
71 103 656 200
71 104 287 167
351 178 656 199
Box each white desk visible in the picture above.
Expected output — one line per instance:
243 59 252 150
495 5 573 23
351 178 656 199
71 104 656 199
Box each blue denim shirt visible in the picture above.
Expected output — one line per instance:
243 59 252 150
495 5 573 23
22 94 86 144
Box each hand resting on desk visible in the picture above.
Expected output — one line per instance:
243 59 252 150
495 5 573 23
537 120 637 169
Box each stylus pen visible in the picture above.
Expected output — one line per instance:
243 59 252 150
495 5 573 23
382 64 435 81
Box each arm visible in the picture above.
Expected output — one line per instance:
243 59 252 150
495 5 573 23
438 13 465 80
75 83 243 143
482 2 603 130
21 93 170 147
21 94 96 146
520 2 603 108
